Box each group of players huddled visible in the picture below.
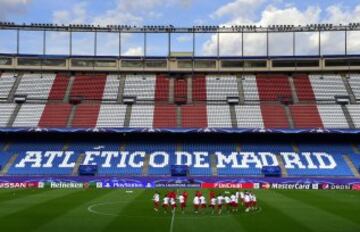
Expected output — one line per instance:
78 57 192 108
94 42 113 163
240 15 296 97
152 190 258 214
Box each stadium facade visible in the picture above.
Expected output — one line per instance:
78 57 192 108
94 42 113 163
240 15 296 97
0 22 359 190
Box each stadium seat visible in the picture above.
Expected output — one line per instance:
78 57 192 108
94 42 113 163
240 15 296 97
0 103 16 127
124 74 156 101
290 104 323 128
13 104 45 127
235 105 264 128
207 105 232 128
96 104 126 128
72 104 101 128
38 103 72 128
206 75 238 102
0 73 16 100
102 74 121 101
70 74 107 100
256 74 292 101
242 75 259 102
129 105 154 128
308 74 348 102
16 73 56 99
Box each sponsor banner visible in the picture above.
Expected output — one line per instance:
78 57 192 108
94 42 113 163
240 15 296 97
320 183 352 190
101 181 145 188
154 183 200 188
201 182 254 189
271 183 312 190
0 182 38 189
352 184 360 191
50 182 83 189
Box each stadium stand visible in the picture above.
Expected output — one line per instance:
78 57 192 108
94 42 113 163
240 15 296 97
0 103 16 127
38 103 72 128
72 104 101 128
206 75 238 102
293 74 316 101
0 72 360 130
235 105 264 128
242 75 259 102
256 74 292 101
70 74 107 100
124 74 156 101
16 73 56 99
308 74 348 101
48 73 70 100
129 105 154 128
102 74 121 101
96 104 126 128
0 73 16 100
13 104 45 127
207 105 232 128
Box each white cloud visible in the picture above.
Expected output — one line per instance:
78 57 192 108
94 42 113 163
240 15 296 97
124 46 143 56
0 0 32 20
203 2 360 56
53 2 87 25
211 0 264 22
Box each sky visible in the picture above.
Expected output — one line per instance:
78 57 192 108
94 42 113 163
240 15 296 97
1 0 360 56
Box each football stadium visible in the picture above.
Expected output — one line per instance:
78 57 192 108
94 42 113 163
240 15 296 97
0 1 360 231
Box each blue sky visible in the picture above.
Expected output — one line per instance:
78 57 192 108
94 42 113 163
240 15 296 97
1 0 360 56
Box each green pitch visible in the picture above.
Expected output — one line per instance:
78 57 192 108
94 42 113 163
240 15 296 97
0 189 359 232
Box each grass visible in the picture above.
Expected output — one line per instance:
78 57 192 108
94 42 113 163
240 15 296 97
0 188 359 232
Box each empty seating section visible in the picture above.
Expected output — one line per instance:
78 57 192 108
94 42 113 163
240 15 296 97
290 105 323 128
348 154 360 169
102 75 120 100
124 74 156 101
96 104 126 128
38 103 72 128
16 73 55 99
7 142 68 175
215 143 259 176
287 143 355 176
309 74 348 101
256 74 292 101
206 75 238 101
71 74 107 100
1 72 360 130
182 143 220 176
129 105 154 128
317 105 348 128
2 141 360 176
13 104 45 127
241 143 294 153
126 142 175 175
235 105 264 128
0 103 16 127
207 105 232 128
175 78 187 103
293 74 316 101
0 152 12 168
72 104 101 128
192 75 206 101
347 105 360 128
155 75 169 101
47 74 69 100
153 105 177 128
347 74 360 100
181 105 207 128
242 75 259 101
0 73 16 99
260 104 288 128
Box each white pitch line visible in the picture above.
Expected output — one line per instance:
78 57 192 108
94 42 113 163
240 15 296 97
169 207 176 232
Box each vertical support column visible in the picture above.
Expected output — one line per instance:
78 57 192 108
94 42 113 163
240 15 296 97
43 30 47 56
192 31 195 73
318 30 321 57
293 31 296 57
118 32 122 57
266 29 269 58
345 29 348 56
69 31 72 56
241 30 244 57
16 29 20 55
94 31 97 56
168 32 171 57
